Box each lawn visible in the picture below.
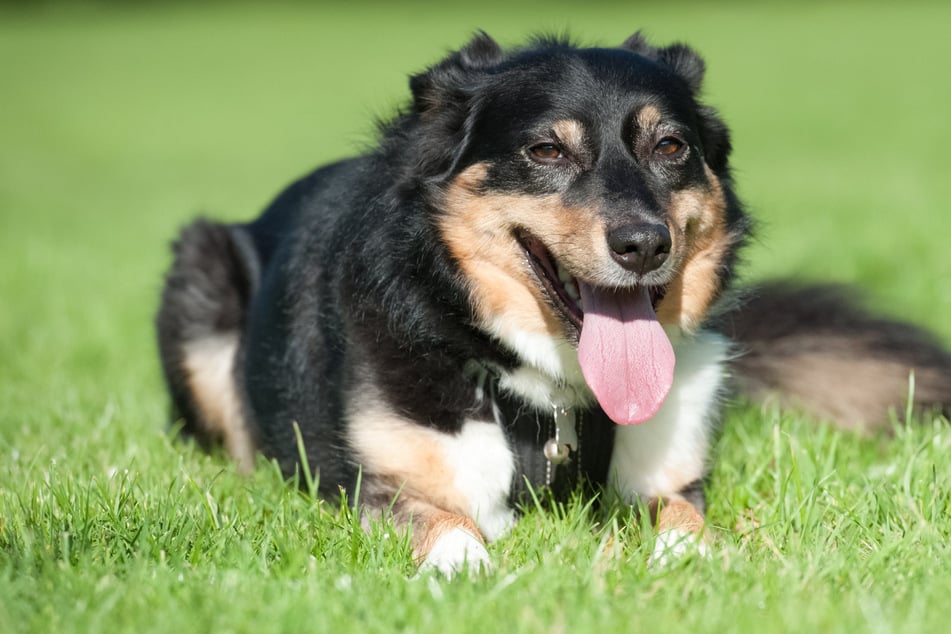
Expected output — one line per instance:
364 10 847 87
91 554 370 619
2 2 951 632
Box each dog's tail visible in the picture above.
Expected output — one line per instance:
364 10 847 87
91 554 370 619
719 281 951 429
156 219 259 470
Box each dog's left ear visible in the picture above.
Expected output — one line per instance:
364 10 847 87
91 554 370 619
620 32 705 94
621 32 730 173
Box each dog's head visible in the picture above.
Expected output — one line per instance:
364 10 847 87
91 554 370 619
406 33 749 422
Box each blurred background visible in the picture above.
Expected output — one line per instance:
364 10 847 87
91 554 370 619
1 0 950 429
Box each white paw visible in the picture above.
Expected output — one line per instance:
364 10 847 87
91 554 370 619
648 528 710 567
419 528 492 577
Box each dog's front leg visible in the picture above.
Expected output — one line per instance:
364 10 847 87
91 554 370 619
607 331 728 564
611 406 715 566
358 486 497 577
358 482 492 576
349 405 516 576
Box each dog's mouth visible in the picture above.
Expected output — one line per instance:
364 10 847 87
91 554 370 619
515 231 668 331
515 230 675 426
516 231 585 330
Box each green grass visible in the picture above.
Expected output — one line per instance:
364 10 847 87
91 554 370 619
2 2 951 632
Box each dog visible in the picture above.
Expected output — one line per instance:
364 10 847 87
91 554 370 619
156 32 951 574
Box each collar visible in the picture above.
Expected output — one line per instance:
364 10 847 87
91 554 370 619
477 367 616 505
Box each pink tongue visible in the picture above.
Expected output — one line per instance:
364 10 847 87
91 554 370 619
577 284 675 425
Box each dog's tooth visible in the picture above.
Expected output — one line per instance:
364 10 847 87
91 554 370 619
564 280 580 302
557 261 572 283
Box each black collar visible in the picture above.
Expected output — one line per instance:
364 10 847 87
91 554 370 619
486 375 616 506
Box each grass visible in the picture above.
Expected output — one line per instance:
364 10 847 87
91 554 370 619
2 2 951 632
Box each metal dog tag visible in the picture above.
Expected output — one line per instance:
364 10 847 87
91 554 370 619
544 406 577 465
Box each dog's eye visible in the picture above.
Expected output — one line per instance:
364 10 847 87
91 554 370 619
528 143 564 162
654 137 685 158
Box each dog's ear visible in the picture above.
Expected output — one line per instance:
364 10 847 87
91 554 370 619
404 32 503 182
409 31 504 114
654 43 706 94
458 31 506 70
620 32 705 94
619 31 653 56
620 32 706 94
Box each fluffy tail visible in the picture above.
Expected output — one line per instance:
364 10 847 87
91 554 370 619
155 219 259 470
720 282 951 428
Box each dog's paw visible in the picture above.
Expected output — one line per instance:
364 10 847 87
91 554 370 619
418 527 492 578
648 528 710 567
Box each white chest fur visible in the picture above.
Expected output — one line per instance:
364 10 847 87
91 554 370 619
608 330 730 502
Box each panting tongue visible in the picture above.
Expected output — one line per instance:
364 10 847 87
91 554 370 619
577 284 675 425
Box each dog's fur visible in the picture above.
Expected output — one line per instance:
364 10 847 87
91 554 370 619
157 33 951 573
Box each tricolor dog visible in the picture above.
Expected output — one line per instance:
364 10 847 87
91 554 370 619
157 32 951 574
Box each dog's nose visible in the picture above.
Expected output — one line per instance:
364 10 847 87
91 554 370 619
606 223 671 274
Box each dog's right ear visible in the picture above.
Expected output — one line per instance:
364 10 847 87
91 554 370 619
409 31 504 115
403 32 504 181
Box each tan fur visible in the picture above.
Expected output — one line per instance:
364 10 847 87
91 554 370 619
636 104 663 130
656 165 733 332
724 281 951 428
182 333 255 472
654 499 706 535
551 119 585 152
348 382 498 563
348 395 473 516
439 163 606 337
741 351 919 428
411 509 484 564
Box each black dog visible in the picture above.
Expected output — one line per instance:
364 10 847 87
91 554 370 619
157 32 951 573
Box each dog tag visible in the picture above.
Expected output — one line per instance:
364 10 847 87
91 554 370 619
544 406 577 465
543 438 570 464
